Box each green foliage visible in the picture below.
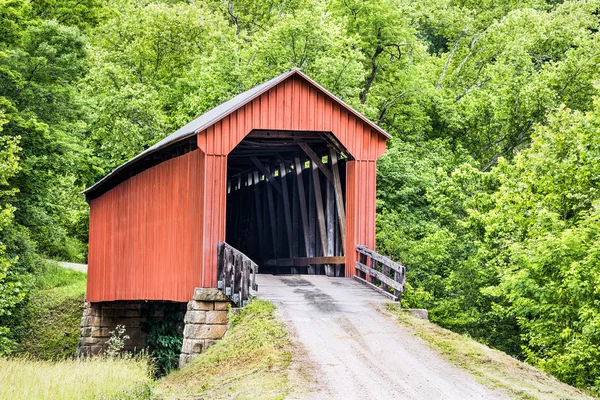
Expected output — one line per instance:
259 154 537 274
483 100 600 391
0 109 24 355
106 325 130 359
1 0 600 394
14 263 86 359
143 313 183 378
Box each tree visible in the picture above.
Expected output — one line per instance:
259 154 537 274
0 111 24 355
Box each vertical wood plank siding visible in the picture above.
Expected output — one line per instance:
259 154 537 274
87 150 204 302
88 74 387 301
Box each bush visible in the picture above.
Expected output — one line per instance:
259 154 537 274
143 314 183 378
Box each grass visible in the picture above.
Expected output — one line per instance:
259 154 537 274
154 299 305 400
16 262 87 359
0 356 153 400
385 304 595 400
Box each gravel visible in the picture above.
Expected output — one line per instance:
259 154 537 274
253 274 507 400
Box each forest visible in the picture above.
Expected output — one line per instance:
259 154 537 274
1 0 600 394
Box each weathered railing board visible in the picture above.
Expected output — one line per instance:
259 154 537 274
217 242 258 306
355 244 406 301
355 262 404 293
356 245 404 274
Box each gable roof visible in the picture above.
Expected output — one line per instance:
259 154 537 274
84 68 390 198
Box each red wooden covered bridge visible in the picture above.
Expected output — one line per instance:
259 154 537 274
78 69 406 358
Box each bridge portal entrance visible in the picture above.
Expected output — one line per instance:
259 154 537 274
225 129 348 276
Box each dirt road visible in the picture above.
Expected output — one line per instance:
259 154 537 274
254 274 507 400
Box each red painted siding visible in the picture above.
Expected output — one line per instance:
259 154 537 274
88 73 387 301
87 149 204 302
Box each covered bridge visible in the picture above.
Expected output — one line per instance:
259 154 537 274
83 69 390 305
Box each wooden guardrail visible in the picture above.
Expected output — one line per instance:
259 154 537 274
355 245 406 300
217 242 258 307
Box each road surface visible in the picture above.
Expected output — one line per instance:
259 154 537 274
253 274 506 400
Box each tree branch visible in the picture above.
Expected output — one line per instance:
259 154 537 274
437 30 466 90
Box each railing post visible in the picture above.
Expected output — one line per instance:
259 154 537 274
216 242 259 307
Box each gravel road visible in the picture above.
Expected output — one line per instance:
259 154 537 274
253 274 507 400
46 260 88 273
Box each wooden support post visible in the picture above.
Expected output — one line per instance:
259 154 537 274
381 260 390 292
330 150 346 253
292 168 300 259
308 163 316 274
295 158 311 262
253 171 265 257
298 143 334 183
265 166 278 259
325 169 335 277
279 163 293 259
311 160 328 270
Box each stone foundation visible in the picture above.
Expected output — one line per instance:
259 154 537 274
179 288 233 368
77 301 186 357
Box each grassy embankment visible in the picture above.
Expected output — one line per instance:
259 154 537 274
16 262 87 358
1 263 154 400
386 304 595 400
155 299 308 400
4 264 304 399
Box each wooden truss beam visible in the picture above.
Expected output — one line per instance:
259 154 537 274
250 156 282 194
298 143 334 183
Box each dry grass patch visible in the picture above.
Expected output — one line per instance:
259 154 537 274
155 299 304 400
385 304 595 400
0 356 153 400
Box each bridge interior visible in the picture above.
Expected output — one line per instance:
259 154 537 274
225 129 349 276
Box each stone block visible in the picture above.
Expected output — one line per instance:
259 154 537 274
184 311 206 324
84 316 101 326
188 300 214 311
125 309 141 318
179 353 197 369
205 311 228 325
204 339 218 350
120 317 141 328
214 301 232 311
181 339 204 355
184 323 227 340
91 327 110 338
81 337 100 346
90 344 105 355
192 288 231 302
81 327 92 337
400 308 429 321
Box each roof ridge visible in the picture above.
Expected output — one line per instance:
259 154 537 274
84 69 389 199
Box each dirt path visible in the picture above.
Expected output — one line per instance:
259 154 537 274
253 274 507 400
